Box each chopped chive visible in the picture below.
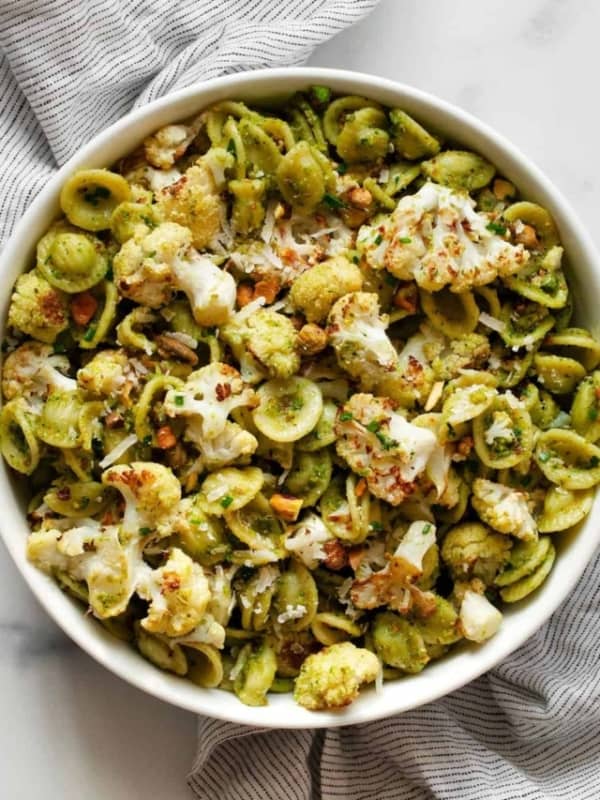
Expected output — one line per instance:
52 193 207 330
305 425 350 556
323 192 347 210
139 526 152 536
227 139 236 155
309 85 331 108
422 523 432 535
336 162 348 175
366 420 381 433
537 451 550 463
174 395 185 407
220 495 234 509
398 236 412 244
339 411 353 422
486 221 507 235
83 325 97 342
374 233 383 245
370 521 383 532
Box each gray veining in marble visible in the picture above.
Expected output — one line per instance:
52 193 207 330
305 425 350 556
1 1 599 796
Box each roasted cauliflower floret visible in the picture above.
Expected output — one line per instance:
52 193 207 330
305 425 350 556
2 341 76 403
171 250 236 327
77 349 130 397
7 272 68 344
27 521 136 619
284 512 332 569
136 547 210 637
186 419 258 469
156 160 226 249
441 522 511 586
328 292 398 390
334 393 441 505
113 221 188 307
459 589 503 643
293 641 380 710
143 114 206 169
164 362 256 440
222 307 299 380
432 333 491 380
289 255 363 323
357 182 529 292
102 461 181 535
471 478 537 542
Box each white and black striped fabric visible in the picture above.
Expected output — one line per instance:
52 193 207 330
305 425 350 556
2 3 600 799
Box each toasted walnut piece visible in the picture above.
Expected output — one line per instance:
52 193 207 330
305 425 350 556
347 187 373 209
492 179 516 201
254 276 281 304
270 493 303 522
156 425 177 450
514 224 540 249
297 323 328 356
105 411 124 429
155 334 199 365
236 283 254 308
322 539 348 570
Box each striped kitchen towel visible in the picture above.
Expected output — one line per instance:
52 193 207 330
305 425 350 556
191 546 600 799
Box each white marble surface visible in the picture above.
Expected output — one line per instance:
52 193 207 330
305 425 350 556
1 1 599 797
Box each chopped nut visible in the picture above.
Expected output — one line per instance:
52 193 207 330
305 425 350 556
340 206 370 229
105 411 124 429
493 178 516 201
254 276 281 304
236 282 254 308
297 323 328 356
155 333 199 365
71 291 99 327
270 492 303 522
355 478 367 498
156 425 177 450
513 223 540 250
453 435 474 461
347 186 373 209
322 539 348 570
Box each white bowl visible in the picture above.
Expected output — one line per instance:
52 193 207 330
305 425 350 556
1 67 599 728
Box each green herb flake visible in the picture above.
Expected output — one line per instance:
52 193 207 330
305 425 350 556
174 395 185 407
82 185 111 206
588 407 598 421
589 456 600 468
139 526 152 536
339 411 353 422
309 85 331 107
399 236 412 244
323 193 347 210
376 432 398 450
142 434 152 446
537 451 551 463
369 521 383 532
422 523 432 535
374 233 383 245
486 221 507 236
83 325 97 342
227 139 236 155
220 495 234 509
336 162 348 175
366 420 381 433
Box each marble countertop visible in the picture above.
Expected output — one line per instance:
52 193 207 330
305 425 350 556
1 1 599 797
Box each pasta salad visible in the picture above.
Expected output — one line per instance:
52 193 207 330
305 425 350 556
2 86 599 711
